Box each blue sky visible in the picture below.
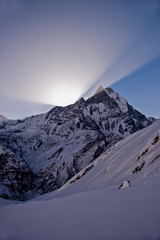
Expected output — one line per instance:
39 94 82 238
0 0 160 119
111 56 160 118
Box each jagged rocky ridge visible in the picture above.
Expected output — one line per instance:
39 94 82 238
0 87 155 200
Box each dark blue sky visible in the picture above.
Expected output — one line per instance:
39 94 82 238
0 0 160 119
111 56 160 118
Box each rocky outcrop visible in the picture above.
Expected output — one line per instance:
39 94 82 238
0 145 33 200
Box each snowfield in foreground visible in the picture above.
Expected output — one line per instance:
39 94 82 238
0 119 160 240
0 176 160 240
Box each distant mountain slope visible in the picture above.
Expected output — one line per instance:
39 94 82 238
0 87 155 200
47 118 160 199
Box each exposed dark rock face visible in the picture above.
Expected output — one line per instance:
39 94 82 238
0 87 155 200
0 145 33 200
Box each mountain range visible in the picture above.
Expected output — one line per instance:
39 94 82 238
0 86 156 200
0 101 160 240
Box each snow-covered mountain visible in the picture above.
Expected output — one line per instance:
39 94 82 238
0 87 155 200
48 118 160 199
0 116 160 240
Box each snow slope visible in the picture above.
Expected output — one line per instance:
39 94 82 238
0 176 160 240
0 119 160 240
38 118 160 199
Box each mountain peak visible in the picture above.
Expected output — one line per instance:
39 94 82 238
91 86 128 113
75 97 86 106
95 86 105 95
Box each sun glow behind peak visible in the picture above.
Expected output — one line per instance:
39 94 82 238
45 82 82 107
